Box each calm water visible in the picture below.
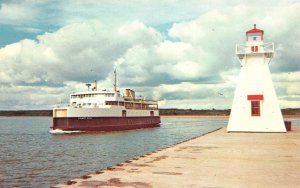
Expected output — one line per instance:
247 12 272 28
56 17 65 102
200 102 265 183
0 117 298 187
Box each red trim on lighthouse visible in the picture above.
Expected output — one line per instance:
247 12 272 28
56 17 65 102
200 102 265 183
246 24 264 35
246 24 264 41
251 46 259 52
247 95 264 100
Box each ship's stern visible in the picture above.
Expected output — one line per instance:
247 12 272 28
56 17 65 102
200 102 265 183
52 108 68 130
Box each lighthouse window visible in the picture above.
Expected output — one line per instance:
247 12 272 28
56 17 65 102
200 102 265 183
251 101 260 116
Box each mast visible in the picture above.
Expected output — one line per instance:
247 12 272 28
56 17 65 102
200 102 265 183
114 69 117 92
93 80 97 91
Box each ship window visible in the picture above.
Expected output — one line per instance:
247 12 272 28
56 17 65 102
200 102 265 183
104 93 114 97
122 110 126 117
251 101 260 116
150 111 154 116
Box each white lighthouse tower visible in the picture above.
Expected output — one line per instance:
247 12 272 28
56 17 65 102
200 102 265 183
227 24 286 132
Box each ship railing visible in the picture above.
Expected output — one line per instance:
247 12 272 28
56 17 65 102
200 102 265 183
124 106 158 110
105 101 158 110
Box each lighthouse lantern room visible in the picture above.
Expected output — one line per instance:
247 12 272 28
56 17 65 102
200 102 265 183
227 24 286 132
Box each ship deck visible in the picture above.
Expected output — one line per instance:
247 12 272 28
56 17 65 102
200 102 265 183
54 126 300 188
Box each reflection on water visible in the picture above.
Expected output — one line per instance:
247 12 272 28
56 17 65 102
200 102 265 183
0 116 298 187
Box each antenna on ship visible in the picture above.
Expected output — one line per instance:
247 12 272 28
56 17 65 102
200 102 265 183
114 69 117 92
86 83 92 91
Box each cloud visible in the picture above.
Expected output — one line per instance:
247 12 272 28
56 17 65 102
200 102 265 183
0 20 165 109
0 1 299 110
0 21 162 86
0 0 207 34
0 0 39 26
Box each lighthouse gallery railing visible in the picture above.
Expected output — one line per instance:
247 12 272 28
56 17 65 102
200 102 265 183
236 42 274 55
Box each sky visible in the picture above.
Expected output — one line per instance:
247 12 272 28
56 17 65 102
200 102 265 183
0 0 299 110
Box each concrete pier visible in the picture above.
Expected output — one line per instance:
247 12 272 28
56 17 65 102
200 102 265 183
55 127 300 188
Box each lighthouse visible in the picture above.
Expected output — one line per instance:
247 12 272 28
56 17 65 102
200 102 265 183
227 24 286 132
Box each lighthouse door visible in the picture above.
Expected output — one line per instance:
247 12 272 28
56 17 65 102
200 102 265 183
251 101 260 116
247 95 263 117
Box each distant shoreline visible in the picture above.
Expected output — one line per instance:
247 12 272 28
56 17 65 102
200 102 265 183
161 114 300 118
0 110 52 117
0 108 299 117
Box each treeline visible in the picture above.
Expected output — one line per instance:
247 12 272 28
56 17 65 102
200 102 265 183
159 109 230 116
281 108 300 115
0 108 299 116
0 110 52 116
160 108 300 116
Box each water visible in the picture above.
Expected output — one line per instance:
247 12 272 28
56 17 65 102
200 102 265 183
0 117 298 187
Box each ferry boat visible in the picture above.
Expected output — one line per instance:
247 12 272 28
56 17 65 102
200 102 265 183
52 71 160 132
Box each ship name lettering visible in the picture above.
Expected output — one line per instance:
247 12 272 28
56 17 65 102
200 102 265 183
78 117 92 120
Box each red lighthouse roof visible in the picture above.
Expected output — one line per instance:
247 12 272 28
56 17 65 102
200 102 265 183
246 24 264 35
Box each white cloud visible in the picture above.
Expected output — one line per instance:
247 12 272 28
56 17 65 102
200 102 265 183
0 1 299 110
0 0 39 26
0 20 163 86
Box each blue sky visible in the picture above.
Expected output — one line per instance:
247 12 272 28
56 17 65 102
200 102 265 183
0 0 204 47
0 0 299 110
